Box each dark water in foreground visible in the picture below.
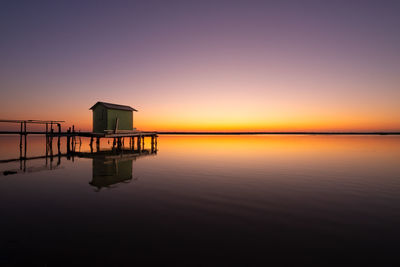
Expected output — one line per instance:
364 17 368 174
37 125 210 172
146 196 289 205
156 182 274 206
0 135 399 266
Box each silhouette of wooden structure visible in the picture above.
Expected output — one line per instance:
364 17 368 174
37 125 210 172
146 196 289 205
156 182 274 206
0 103 157 159
90 101 138 133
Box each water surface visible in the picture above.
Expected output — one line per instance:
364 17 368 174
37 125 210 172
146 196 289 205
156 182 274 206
1 135 399 265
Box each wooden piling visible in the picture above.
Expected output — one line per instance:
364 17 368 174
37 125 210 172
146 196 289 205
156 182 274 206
57 123 61 154
23 122 27 159
96 137 100 151
50 128 54 148
19 122 23 158
45 123 48 144
66 127 71 153
137 136 141 151
72 125 76 151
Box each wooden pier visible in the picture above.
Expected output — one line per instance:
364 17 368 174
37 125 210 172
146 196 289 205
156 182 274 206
0 119 158 160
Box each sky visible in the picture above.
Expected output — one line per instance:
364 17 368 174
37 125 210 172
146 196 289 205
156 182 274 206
1 0 399 131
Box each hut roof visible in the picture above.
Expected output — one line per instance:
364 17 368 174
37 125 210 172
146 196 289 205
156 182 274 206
90 102 138 112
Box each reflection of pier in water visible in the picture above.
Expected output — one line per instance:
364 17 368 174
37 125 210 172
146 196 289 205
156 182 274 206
0 139 157 190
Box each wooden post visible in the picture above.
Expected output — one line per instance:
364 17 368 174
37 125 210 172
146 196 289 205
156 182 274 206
50 128 54 148
19 122 23 158
23 122 27 159
117 137 122 149
96 137 100 151
46 133 49 159
142 136 145 151
24 133 27 159
57 123 61 154
45 125 49 154
50 128 54 158
67 127 71 153
151 136 154 152
137 136 141 151
72 125 75 151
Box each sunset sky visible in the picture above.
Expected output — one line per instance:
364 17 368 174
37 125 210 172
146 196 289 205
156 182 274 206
1 0 399 131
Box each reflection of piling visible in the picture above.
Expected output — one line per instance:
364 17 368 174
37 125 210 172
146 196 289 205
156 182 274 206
67 127 71 153
57 151 61 166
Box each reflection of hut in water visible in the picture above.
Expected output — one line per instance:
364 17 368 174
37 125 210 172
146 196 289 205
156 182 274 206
90 157 133 190
78 148 156 191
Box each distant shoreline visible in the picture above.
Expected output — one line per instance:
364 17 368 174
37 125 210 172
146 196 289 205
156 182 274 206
0 131 399 136
155 132 400 135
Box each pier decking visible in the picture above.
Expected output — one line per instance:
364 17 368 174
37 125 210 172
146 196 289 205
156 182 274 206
0 119 158 160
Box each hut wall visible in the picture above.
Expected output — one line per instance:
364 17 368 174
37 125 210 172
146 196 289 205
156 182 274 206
92 105 108 133
107 109 133 130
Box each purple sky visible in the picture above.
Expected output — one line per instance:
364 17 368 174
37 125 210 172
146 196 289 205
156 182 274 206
1 0 399 131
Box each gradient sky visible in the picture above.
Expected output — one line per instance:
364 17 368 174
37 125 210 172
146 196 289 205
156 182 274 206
1 0 399 131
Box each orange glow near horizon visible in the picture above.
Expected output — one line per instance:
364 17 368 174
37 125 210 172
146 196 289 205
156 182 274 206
1 107 399 132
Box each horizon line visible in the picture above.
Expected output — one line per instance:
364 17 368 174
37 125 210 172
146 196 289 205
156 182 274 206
154 131 400 135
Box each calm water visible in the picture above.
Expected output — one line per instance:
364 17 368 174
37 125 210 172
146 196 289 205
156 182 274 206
0 135 400 266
